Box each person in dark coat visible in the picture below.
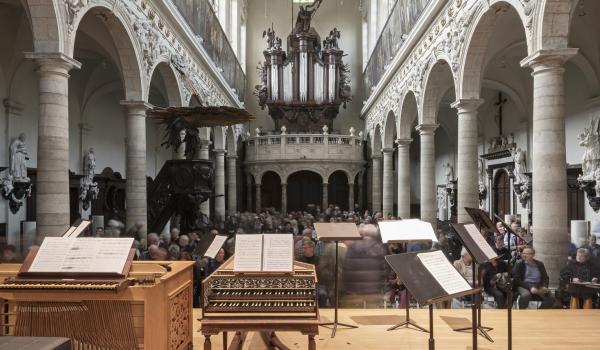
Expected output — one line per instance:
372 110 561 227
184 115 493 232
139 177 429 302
512 247 556 309
560 248 599 308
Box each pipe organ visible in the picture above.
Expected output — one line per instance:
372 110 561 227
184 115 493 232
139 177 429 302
256 0 351 132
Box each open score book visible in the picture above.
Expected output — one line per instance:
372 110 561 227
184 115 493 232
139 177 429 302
233 234 294 273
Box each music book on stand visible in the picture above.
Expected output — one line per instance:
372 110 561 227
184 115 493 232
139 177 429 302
464 207 498 234
196 234 228 259
233 234 294 273
314 222 361 241
385 250 479 305
378 219 438 244
451 223 498 264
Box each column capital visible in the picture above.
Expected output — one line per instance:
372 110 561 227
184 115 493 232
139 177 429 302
415 123 439 135
226 154 238 160
520 48 578 73
120 100 152 115
281 183 287 187
213 148 227 155
395 138 412 147
199 139 212 148
371 154 382 159
25 52 81 71
451 99 484 113
381 147 394 154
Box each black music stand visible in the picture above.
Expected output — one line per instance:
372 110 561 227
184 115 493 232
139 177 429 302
451 222 497 344
379 220 437 333
386 251 481 350
314 222 361 338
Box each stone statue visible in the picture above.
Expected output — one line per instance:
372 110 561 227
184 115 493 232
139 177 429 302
349 126 355 136
9 133 29 181
173 129 187 160
444 162 454 185
263 27 276 49
322 125 329 135
511 147 527 184
295 0 322 33
323 27 341 49
578 117 600 180
280 126 287 135
83 148 97 182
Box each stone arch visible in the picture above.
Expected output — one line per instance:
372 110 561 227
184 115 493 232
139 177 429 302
225 126 236 154
22 0 63 53
282 167 326 184
326 169 353 184
371 124 382 156
536 0 575 51
421 59 455 124
287 170 323 212
459 1 529 100
398 90 419 139
70 4 143 101
147 62 184 107
382 110 397 149
328 170 349 210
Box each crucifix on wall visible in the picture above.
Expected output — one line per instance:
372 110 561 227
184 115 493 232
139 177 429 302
494 92 508 136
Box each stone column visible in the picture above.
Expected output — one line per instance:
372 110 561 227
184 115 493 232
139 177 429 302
396 139 412 219
371 155 382 213
521 48 577 285
120 101 151 235
226 155 237 214
246 173 253 211
213 149 226 221
416 124 438 226
322 183 328 209
452 99 484 223
382 148 394 217
198 139 211 218
357 172 364 211
281 183 287 213
255 183 262 212
26 53 80 237
348 183 355 212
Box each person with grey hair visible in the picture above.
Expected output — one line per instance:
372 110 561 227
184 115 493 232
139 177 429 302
159 232 171 249
560 247 599 308
147 233 159 247
513 247 555 309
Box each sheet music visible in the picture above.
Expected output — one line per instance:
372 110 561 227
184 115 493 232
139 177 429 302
379 219 438 243
464 224 498 260
233 235 263 272
204 235 228 259
262 234 294 272
29 237 133 274
417 250 472 295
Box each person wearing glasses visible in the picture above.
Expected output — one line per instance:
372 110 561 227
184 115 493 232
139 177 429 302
513 247 556 309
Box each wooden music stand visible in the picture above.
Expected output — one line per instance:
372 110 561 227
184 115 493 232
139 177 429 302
314 222 361 338
451 222 498 344
378 220 437 333
385 251 481 350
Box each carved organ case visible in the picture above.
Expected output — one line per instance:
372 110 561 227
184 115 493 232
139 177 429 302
256 1 351 132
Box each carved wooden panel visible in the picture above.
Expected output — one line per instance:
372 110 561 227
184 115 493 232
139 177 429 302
168 284 192 350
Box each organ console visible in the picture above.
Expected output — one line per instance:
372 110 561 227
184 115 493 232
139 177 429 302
200 257 319 349
0 261 194 350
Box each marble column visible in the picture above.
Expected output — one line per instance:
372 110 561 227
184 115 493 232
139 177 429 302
322 183 328 209
371 155 382 213
226 155 237 214
198 139 211 218
416 124 438 226
213 149 226 221
348 183 355 212
281 183 287 213
521 48 577 285
26 53 80 237
396 139 412 219
357 172 364 211
121 101 150 235
382 148 394 217
255 183 262 211
452 99 484 224
246 173 253 211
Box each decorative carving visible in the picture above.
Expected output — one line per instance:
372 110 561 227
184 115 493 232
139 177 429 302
478 159 487 203
577 117 600 211
169 286 191 350
511 147 527 185
65 0 88 32
208 277 316 290
444 162 455 186
80 148 99 211
1 133 31 214
513 173 532 208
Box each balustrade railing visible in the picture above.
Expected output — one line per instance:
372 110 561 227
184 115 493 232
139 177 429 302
246 133 364 161
171 0 246 101
364 0 431 97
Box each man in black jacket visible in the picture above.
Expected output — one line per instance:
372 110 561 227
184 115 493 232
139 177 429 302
513 247 556 309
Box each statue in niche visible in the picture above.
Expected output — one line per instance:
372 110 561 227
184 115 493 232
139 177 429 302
9 133 29 181
160 118 199 160
443 162 454 185
511 147 527 184
578 117 600 180
83 148 97 182
80 148 99 211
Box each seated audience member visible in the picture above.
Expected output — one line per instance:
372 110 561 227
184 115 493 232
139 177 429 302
560 248 599 309
167 244 180 260
205 248 226 277
149 245 168 261
297 238 319 265
451 248 477 308
178 234 193 253
2 245 19 263
583 235 600 258
159 232 172 249
94 227 105 237
170 227 180 243
481 257 508 308
297 238 329 306
513 247 556 309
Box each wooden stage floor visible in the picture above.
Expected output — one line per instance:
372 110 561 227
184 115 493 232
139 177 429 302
194 308 600 349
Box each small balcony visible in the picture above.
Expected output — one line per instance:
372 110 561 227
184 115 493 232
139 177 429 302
245 133 364 162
